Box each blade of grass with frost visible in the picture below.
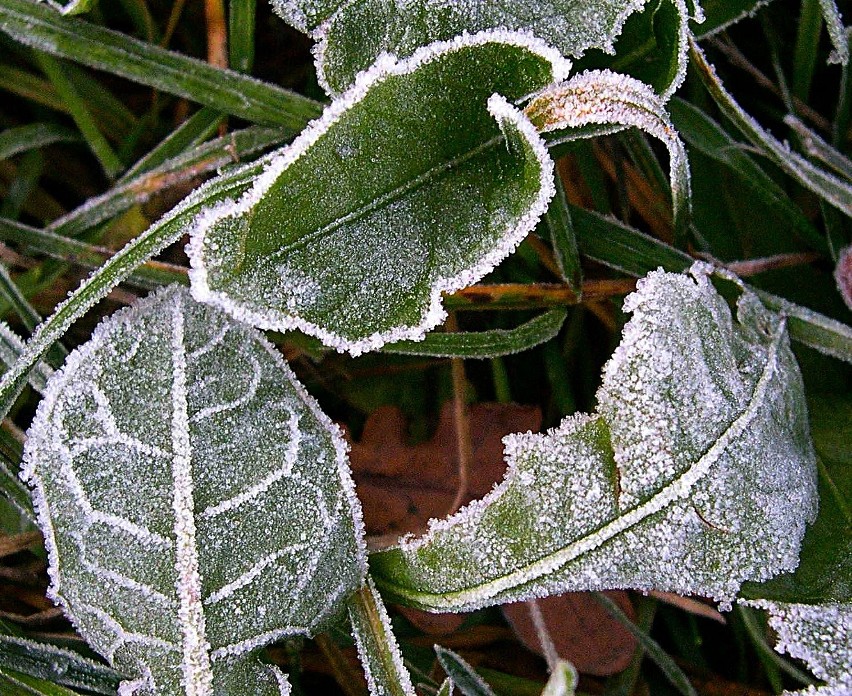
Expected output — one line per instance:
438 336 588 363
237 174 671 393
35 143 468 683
21 286 367 696
39 0 94 15
188 32 566 355
0 123 79 161
743 601 852 694
0 323 53 395
0 635 123 695
525 70 692 245
371 265 818 611
669 99 825 253
382 309 567 359
272 0 644 95
544 176 582 294
436 678 453 696
817 0 849 65
784 115 852 181
689 39 852 216
348 578 415 696
0 150 267 423
0 668 82 696
0 0 322 129
542 661 578 696
434 647 495 696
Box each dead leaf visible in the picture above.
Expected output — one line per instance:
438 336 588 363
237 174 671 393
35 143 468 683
649 591 726 624
348 401 541 538
502 592 638 677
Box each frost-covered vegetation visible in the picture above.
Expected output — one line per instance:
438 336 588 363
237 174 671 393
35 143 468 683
0 0 850 694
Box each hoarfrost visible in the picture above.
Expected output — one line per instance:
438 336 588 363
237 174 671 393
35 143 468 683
271 0 647 94
371 266 818 612
188 31 559 356
22 285 367 695
745 600 852 695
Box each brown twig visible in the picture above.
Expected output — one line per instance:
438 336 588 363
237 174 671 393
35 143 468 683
447 313 472 515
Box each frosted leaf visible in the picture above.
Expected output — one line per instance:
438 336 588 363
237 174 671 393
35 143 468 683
745 601 852 695
188 31 562 356
347 578 416 696
525 70 691 238
271 0 647 95
38 0 95 15
371 265 818 611
21 286 366 695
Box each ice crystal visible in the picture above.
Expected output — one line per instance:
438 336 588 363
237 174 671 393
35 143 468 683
371 266 818 611
22 286 367 695
746 600 852 695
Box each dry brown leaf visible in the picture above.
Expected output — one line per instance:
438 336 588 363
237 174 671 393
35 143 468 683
348 401 541 538
649 590 726 624
502 592 638 677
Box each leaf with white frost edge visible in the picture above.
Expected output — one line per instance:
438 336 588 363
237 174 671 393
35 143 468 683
348 578 415 696
188 31 564 356
744 601 852 695
21 286 366 696
370 264 818 611
271 0 644 95
525 69 691 241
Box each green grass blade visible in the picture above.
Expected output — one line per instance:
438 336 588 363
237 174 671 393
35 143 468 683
0 156 265 421
593 593 697 696
51 125 290 237
229 0 256 73
0 150 43 220
434 646 496 696
0 0 323 128
382 309 567 358
784 114 852 180
0 263 42 334
0 322 53 394
0 123 79 161
669 98 827 252
544 176 582 293
0 635 123 696
792 0 822 102
690 38 852 216
0 218 188 289
119 107 224 180
34 53 123 179
0 668 82 696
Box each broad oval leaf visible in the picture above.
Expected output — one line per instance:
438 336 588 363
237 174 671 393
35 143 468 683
271 0 643 95
370 266 818 611
22 286 367 695
188 31 565 355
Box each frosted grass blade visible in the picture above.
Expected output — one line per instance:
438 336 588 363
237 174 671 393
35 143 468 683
0 123 79 161
0 0 322 129
371 266 818 611
189 32 567 355
22 286 366 695
690 39 852 217
0 322 54 395
348 578 416 696
434 647 495 696
526 70 692 244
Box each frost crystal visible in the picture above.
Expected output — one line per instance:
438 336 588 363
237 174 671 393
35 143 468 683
371 267 818 611
271 0 646 94
746 600 852 695
22 286 366 695
188 31 559 356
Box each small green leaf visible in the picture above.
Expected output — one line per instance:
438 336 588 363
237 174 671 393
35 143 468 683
189 33 565 355
526 70 692 244
348 578 416 696
371 266 817 611
22 286 367 695
434 646 496 696
272 0 646 95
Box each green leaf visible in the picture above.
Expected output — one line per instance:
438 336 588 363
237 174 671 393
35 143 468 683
742 600 852 695
272 0 646 95
0 634 123 695
0 0 322 129
434 646 496 696
689 38 852 217
370 267 817 611
38 0 94 15
526 70 692 244
383 309 567 359
188 33 564 355
348 578 416 696
21 286 367 695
